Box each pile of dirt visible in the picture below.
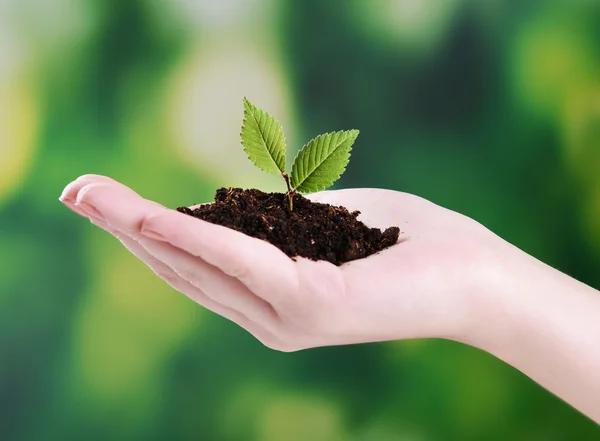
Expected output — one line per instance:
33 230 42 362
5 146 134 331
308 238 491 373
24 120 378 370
177 187 400 266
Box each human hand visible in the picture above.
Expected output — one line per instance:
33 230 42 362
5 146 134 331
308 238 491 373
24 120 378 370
59 174 508 351
60 174 600 421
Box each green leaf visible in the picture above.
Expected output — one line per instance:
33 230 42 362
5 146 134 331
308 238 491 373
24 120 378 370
240 97 286 175
290 130 359 193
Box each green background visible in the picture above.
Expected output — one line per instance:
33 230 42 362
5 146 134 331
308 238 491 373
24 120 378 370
1 1 600 440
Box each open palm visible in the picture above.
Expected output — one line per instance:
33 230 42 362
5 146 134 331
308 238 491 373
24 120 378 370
60 175 504 351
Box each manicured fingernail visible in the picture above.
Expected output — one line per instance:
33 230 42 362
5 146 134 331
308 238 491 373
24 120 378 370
140 228 165 241
75 201 104 223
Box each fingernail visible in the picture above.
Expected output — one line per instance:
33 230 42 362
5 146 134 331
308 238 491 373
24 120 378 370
59 198 87 217
58 187 72 204
75 201 105 223
140 228 165 241
59 180 81 204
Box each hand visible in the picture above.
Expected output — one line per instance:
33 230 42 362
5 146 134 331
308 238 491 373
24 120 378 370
59 174 506 351
60 174 600 421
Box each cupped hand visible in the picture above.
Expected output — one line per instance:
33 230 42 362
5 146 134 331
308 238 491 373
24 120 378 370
59 174 508 351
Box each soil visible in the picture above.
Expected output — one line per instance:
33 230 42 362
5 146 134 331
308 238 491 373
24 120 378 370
177 188 400 266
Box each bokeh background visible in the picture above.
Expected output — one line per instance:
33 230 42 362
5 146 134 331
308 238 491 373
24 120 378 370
2 0 600 440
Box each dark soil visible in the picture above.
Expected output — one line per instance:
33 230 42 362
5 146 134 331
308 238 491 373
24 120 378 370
177 188 400 266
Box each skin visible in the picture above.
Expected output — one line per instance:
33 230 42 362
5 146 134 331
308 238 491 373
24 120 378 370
60 174 600 423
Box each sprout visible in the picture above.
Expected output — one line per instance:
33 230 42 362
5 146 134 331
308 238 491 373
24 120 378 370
241 97 359 211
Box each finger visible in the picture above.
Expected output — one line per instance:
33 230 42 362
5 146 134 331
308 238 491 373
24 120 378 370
89 217 285 346
138 236 280 327
73 180 286 318
73 178 299 308
60 174 116 202
139 210 299 308
91 218 246 322
73 180 170 235
59 174 116 218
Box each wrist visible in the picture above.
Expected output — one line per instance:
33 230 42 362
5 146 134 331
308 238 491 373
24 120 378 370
456 241 600 421
458 238 599 360
452 239 544 352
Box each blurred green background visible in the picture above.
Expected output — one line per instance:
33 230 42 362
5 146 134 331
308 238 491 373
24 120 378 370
1 0 600 440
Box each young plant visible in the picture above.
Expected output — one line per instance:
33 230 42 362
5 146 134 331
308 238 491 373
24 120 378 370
241 97 359 211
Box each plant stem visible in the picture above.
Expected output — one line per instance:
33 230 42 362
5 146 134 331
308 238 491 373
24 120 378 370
282 173 295 211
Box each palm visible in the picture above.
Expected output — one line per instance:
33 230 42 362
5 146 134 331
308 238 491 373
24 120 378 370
298 189 494 346
61 175 497 351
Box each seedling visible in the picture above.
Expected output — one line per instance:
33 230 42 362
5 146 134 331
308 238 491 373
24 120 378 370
241 97 359 211
176 98 397 265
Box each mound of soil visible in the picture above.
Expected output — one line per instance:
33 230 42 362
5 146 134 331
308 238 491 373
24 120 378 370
177 188 400 266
